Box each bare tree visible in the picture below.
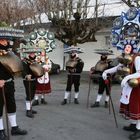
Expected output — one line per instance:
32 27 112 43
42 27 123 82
121 0 140 7
30 0 109 46
0 0 35 28
40 0 139 46
0 0 139 46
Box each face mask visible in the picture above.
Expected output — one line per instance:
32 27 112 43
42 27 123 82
29 54 36 60
101 56 107 61
70 54 76 59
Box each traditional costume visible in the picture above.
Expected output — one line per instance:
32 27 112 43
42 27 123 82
90 50 114 108
32 52 52 105
22 53 44 118
19 28 56 111
102 7 140 140
0 28 27 139
61 47 84 105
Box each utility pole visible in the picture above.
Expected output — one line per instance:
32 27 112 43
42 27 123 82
95 0 98 26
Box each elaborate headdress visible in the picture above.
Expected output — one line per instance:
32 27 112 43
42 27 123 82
29 28 56 52
0 27 24 50
17 28 56 59
111 7 140 53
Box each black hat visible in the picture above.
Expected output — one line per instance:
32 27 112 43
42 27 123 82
94 49 114 55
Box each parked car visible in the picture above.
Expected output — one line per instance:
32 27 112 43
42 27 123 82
49 60 61 75
90 58 120 84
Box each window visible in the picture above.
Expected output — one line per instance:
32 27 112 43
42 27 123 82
105 36 110 46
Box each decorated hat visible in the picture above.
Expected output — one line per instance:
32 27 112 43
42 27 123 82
94 49 114 55
0 27 24 40
111 7 140 53
28 28 56 53
64 46 84 54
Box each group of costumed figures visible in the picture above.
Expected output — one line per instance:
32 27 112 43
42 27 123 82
0 7 140 140
0 28 54 139
0 26 84 140
89 7 140 140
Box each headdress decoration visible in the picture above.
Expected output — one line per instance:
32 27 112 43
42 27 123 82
94 49 114 55
29 28 56 52
0 27 24 39
0 27 24 51
111 7 140 53
64 46 83 54
17 28 56 59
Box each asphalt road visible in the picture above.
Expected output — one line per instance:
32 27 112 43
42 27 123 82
5 71 132 140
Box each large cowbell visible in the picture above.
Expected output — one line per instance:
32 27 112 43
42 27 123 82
111 7 140 53
0 52 23 76
0 27 24 76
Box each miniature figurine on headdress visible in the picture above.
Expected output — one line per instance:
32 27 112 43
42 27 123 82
102 7 140 140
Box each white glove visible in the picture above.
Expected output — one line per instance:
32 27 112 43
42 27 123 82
102 72 107 80
102 63 123 80
121 76 129 88
121 72 140 87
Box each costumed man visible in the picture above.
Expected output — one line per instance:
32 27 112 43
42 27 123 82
0 38 27 139
32 51 52 106
22 53 44 118
102 7 140 140
61 48 84 105
90 53 113 108
21 28 56 107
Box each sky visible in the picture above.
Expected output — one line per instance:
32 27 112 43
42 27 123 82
87 1 129 18
89 0 122 4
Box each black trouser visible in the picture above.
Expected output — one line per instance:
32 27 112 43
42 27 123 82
98 77 110 95
23 80 36 101
66 74 80 92
0 81 16 116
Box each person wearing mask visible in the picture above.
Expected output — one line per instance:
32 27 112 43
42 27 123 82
22 53 44 118
0 38 27 140
90 54 112 108
61 49 84 105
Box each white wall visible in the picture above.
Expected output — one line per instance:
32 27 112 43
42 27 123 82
77 35 121 71
47 30 122 71
47 40 64 69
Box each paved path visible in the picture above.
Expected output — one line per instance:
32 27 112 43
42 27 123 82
5 71 131 140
